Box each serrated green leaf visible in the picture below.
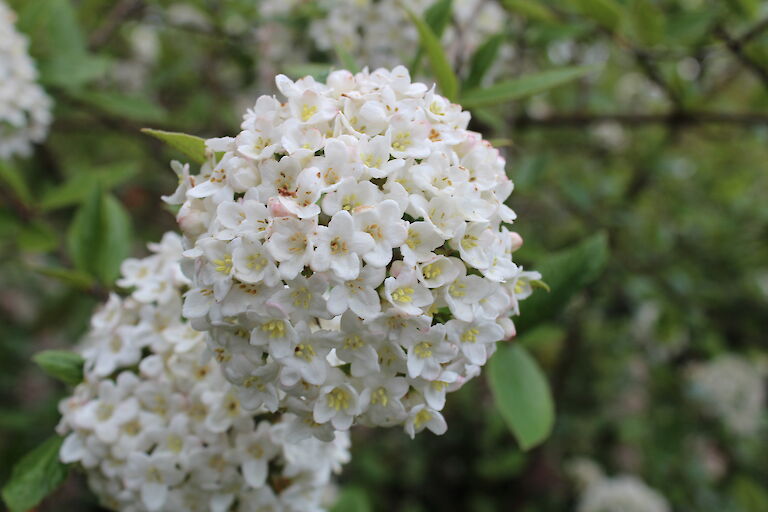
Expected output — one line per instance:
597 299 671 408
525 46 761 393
464 33 505 91
488 344 554 449
425 0 453 37
516 232 609 331
331 487 372 512
32 350 84 386
461 66 596 108
67 187 133 285
141 129 207 164
567 0 624 30
501 0 558 23
405 6 459 101
2 436 69 512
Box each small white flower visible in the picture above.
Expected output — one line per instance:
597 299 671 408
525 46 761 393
312 210 374 280
384 268 434 316
405 324 456 380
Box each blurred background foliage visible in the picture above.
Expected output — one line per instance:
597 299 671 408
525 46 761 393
1 0 767 510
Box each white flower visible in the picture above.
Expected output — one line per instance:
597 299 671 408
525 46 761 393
311 210 374 280
266 217 317 279
384 268 434 316
314 382 363 430
446 319 504 366
404 404 447 439
327 264 385 319
172 67 539 437
688 355 766 436
405 324 456 380
0 1 52 159
56 236 350 511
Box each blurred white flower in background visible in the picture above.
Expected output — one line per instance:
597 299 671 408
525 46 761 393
57 234 350 512
568 459 670 512
688 354 766 436
0 1 52 160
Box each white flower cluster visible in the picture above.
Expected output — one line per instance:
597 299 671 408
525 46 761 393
577 475 670 512
167 66 539 439
568 459 670 512
57 233 350 512
687 354 766 436
308 0 510 73
0 1 52 159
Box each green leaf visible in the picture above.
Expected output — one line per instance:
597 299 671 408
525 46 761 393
516 232 609 331
566 0 624 30
501 0 558 23
32 350 84 386
18 221 57 253
334 45 360 73
331 487 372 512
282 63 332 82
68 90 167 123
39 162 140 211
488 344 554 449
18 0 109 88
460 66 596 108
464 33 505 91
424 0 454 37
624 0 665 46
0 160 32 205
141 129 207 164
67 187 133 285
405 6 459 101
2 436 69 512
30 266 95 289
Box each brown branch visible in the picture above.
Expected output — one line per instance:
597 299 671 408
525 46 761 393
513 111 768 128
88 0 144 50
716 24 768 89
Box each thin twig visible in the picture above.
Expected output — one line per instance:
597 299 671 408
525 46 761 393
513 111 768 128
88 0 144 50
716 24 768 89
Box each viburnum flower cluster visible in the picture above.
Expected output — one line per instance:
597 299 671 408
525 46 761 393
308 0 511 74
687 354 766 436
0 1 52 160
57 233 350 512
167 66 539 439
568 459 670 512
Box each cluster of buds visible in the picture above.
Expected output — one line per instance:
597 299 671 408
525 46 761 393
167 66 539 439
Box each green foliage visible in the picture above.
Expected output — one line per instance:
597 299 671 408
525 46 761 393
460 66 597 108
405 6 459 101
501 0 557 23
67 187 133 285
566 0 624 30
2 436 68 512
424 0 454 37
488 343 555 450
33 350 85 386
517 233 609 332
141 129 208 164
332 486 373 512
464 33 505 91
